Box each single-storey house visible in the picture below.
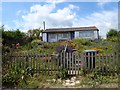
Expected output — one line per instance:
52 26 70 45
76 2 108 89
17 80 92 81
42 26 99 42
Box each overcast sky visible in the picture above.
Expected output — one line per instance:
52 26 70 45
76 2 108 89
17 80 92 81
1 0 119 38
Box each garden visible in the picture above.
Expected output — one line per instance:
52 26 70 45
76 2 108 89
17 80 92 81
1 26 120 88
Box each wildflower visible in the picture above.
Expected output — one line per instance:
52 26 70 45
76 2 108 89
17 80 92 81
22 76 24 79
16 43 20 47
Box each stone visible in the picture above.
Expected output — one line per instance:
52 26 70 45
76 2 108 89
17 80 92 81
69 82 75 86
96 82 99 85
65 82 70 86
71 77 76 81
63 80 65 83
52 79 56 82
75 80 80 84
57 79 62 83
65 79 70 83
46 79 52 82
63 82 70 86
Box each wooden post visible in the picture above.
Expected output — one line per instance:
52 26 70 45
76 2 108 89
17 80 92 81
69 52 71 75
36 53 38 76
38 54 40 75
63 52 65 69
106 53 108 75
74 53 76 75
88 52 90 71
102 53 104 75
48 54 50 76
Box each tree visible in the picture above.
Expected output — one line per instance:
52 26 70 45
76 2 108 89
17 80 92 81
2 28 29 46
107 29 118 38
28 28 43 40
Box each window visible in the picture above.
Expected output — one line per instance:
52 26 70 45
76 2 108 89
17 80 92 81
79 32 85 37
79 31 94 37
49 34 56 39
88 31 93 37
62 33 68 38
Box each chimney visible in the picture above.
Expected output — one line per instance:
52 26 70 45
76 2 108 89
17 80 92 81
43 21 45 30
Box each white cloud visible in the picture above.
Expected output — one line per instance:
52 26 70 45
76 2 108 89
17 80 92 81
14 2 117 38
20 4 78 30
73 9 118 38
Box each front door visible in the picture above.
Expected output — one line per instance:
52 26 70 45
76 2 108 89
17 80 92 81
71 32 75 39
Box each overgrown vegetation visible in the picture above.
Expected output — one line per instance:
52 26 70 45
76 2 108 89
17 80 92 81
1 26 120 88
80 72 118 87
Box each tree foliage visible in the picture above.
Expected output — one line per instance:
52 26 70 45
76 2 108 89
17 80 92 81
1 25 31 47
106 29 118 38
28 28 43 40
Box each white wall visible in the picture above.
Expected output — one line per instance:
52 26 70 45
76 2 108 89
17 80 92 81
42 33 47 42
94 31 98 39
75 31 79 38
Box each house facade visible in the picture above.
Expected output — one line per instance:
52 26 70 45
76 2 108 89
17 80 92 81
42 26 99 42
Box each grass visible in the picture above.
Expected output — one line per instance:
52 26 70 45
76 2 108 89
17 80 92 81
20 73 118 88
79 74 118 88
2 38 119 88
17 38 117 54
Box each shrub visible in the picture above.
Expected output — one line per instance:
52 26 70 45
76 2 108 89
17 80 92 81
56 68 69 79
2 46 11 53
90 47 103 53
31 39 43 48
106 29 118 38
107 37 120 42
73 38 92 46
2 65 31 88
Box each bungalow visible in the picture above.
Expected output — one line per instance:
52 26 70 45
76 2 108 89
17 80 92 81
42 26 99 42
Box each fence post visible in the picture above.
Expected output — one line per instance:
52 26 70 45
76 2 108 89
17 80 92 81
63 51 65 69
36 53 38 76
106 53 108 75
74 52 76 75
60 52 63 69
82 52 86 70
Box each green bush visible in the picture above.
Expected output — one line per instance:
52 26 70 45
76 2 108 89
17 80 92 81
80 71 118 87
31 39 43 48
2 46 11 53
56 68 69 79
73 38 92 46
2 65 30 88
107 37 120 42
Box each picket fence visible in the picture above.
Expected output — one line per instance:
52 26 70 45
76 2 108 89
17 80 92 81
2 52 119 76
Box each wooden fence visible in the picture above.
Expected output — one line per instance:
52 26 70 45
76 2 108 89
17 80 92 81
2 52 119 76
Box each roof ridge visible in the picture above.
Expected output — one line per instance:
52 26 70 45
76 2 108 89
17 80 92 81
46 26 97 30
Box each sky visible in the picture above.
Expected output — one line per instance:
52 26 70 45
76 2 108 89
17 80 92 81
1 0 119 38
